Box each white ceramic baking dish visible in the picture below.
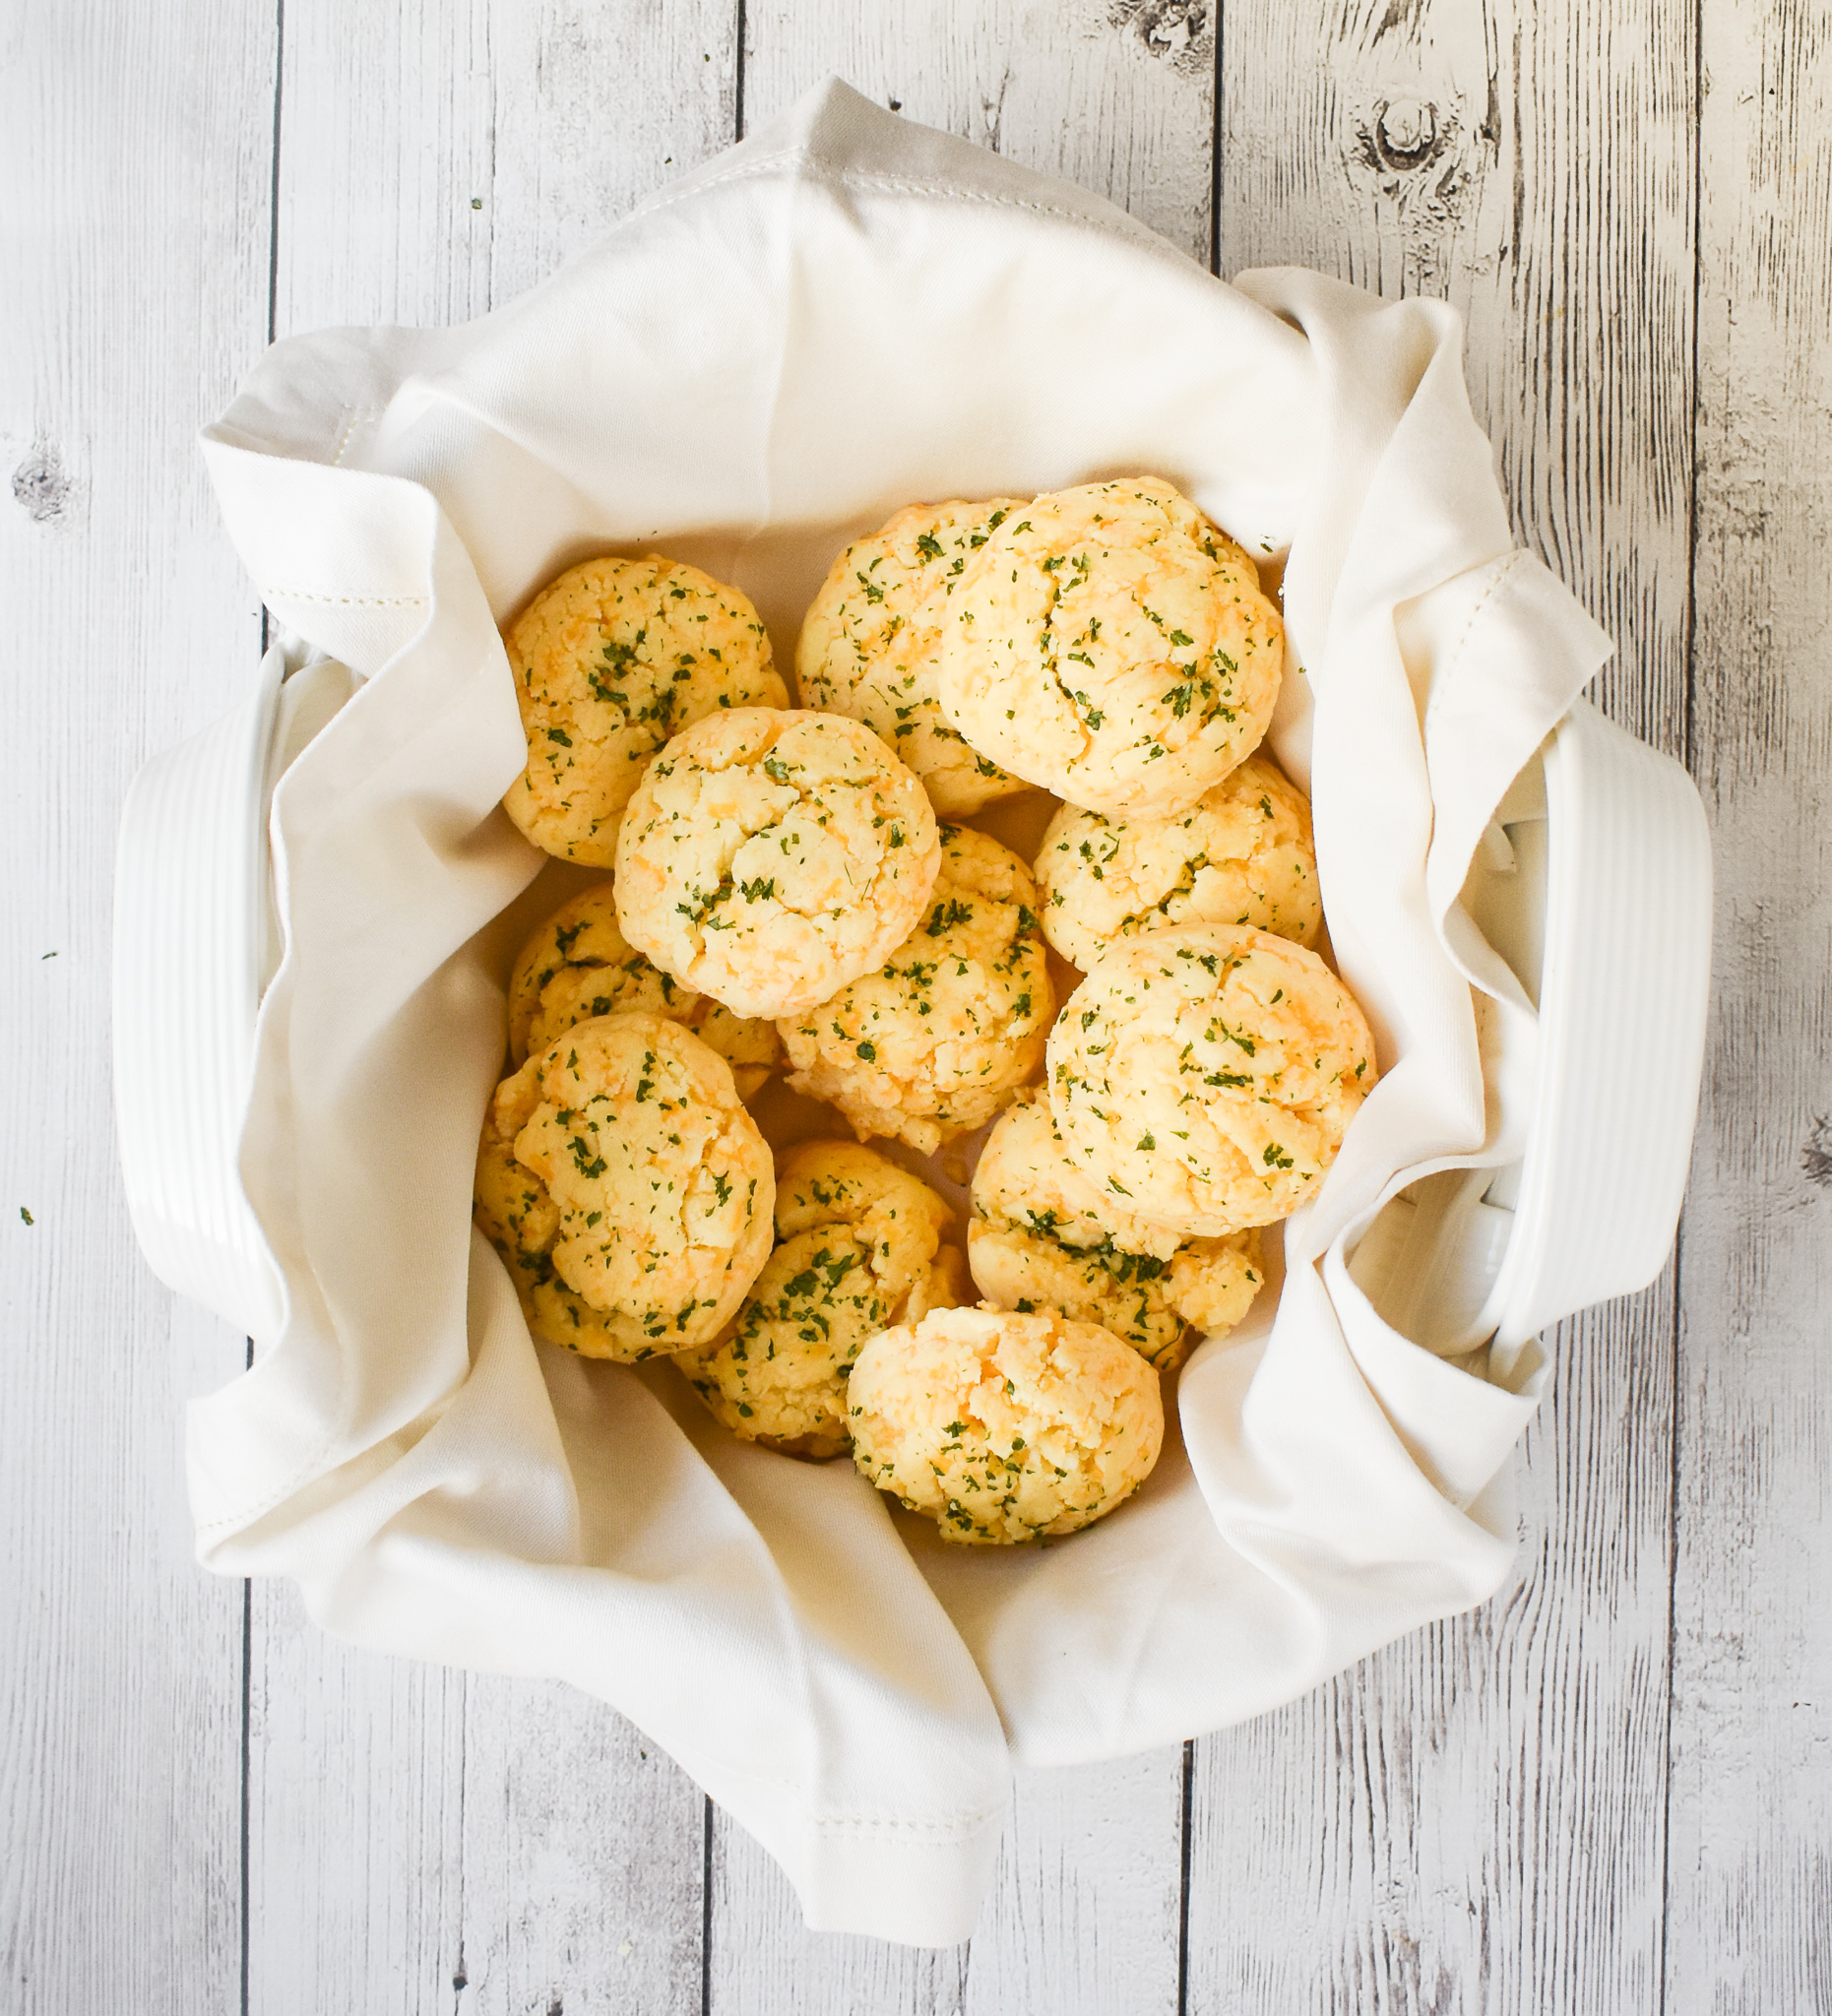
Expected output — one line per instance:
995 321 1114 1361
113 643 1712 1366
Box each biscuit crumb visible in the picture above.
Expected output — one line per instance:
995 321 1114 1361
680 1141 961 1458
848 1306 1163 1544
777 825 1052 1154
473 1011 773 1359
797 498 1030 815
1046 924 1376 1235
502 554 785 866
1035 751 1320 970
614 708 941 1020
936 476 1284 818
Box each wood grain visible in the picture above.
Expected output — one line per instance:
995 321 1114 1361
11 2 1832 2008
0 4 274 2011
742 0 1216 263
244 5 737 2009
1214 0 1696 751
1187 1 1697 2007
1186 1288 1678 2014
247 1585 706 2015
1668 3 1832 2008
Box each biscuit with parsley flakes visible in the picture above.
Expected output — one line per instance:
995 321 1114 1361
1046 924 1376 1238
934 476 1283 818
502 554 787 867
775 824 1053 1155
1035 752 1321 972
473 1010 773 1361
796 498 1030 815
847 1305 1163 1544
507 880 781 1097
966 1089 1262 1370
613 708 941 1021
679 1140 963 1460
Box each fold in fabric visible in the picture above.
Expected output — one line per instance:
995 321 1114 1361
190 78 1611 1943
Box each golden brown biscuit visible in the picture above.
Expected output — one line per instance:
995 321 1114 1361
613 708 942 1021
796 499 1030 815
679 1141 962 1460
1035 752 1321 972
775 825 1053 1155
502 554 787 866
1046 924 1377 1236
848 1306 1163 1544
935 476 1284 817
473 1011 773 1360
507 880 781 1096
967 1089 1263 1369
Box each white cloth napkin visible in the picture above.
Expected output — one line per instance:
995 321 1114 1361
193 77 1611 1943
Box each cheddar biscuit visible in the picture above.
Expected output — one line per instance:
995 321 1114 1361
680 1141 963 1459
473 1011 774 1360
613 708 942 1020
967 1089 1263 1370
797 498 1030 815
1035 752 1320 972
1046 924 1376 1236
936 476 1283 817
848 1306 1163 1544
776 825 1053 1155
502 554 787 866
507 880 781 1096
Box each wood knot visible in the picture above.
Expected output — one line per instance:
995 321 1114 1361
12 441 71 525
1372 96 1442 170
1803 1116 1832 1187
1106 0 1213 79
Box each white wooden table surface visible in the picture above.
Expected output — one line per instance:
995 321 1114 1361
5 2 1830 2010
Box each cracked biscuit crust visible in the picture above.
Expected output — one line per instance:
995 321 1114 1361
967 1089 1263 1370
776 825 1053 1155
473 1010 774 1361
936 476 1284 818
796 498 1030 815
502 554 787 866
679 1141 963 1460
613 708 942 1020
1047 924 1377 1237
848 1306 1163 1544
508 880 781 1097
1035 752 1321 972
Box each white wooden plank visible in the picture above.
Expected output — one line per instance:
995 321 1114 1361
742 0 1215 263
0 3 275 2010
706 1750 1186 2013
272 0 740 335
707 1824 972 2011
248 1585 706 2015
246 4 737 2010
1187 1290 1677 2012
960 1753 1186 2016
1188 2 1697 2005
1666 4 1832 2007
716 4 1214 1996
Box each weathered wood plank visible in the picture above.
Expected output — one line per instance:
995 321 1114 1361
1214 0 1695 752
247 1585 706 2015
714 3 1214 1995
1667 4 1832 2008
1188 2 1697 2006
706 1751 1186 2012
741 0 1215 263
246 4 736 2009
1186 1287 1677 2013
0 5 276 2012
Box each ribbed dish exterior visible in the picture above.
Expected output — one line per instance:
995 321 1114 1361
112 645 286 1346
